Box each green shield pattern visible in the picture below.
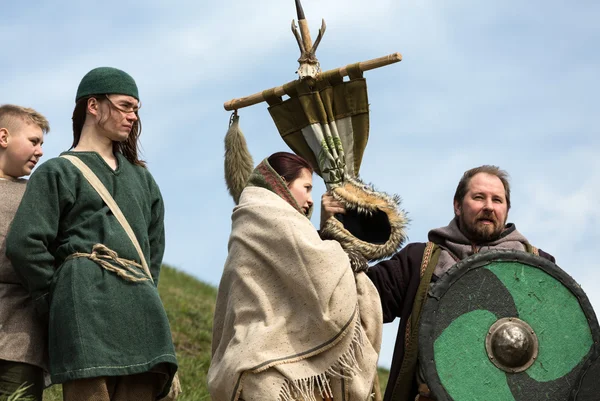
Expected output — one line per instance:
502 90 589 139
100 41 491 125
419 250 599 401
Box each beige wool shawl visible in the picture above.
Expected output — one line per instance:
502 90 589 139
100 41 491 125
208 186 383 401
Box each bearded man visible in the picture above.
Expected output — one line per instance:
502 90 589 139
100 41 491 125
321 165 555 401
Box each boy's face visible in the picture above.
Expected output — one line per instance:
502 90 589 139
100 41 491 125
0 120 44 178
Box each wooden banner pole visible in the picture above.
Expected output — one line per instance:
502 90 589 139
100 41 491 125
223 52 402 111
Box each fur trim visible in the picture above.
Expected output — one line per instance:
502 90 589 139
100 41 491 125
320 177 409 260
224 115 254 204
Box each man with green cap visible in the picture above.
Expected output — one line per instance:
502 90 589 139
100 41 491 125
6 67 178 401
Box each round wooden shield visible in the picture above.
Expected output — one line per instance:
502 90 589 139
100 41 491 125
418 250 599 401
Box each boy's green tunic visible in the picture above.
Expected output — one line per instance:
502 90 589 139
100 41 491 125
6 151 177 392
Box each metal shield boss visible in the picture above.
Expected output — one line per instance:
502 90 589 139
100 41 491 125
418 250 599 401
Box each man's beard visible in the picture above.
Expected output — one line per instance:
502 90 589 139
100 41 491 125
459 211 505 243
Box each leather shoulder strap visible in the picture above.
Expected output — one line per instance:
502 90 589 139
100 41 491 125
391 242 441 401
60 155 153 283
524 242 540 256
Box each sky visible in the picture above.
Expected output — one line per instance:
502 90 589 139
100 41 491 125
3 0 599 370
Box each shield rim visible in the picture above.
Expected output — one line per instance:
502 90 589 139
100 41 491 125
418 249 600 401
569 345 600 401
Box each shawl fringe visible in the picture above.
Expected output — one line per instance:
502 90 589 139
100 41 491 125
277 312 368 401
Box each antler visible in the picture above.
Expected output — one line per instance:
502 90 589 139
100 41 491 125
291 20 306 55
223 0 403 111
291 0 325 78
311 19 327 55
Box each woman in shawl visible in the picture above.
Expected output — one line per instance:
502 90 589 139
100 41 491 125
208 151 383 401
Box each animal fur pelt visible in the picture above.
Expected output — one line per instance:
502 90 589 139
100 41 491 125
320 177 409 261
224 114 254 204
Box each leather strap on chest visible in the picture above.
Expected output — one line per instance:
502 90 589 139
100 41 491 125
390 242 440 401
524 242 540 256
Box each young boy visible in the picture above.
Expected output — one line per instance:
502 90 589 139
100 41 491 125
0 104 49 400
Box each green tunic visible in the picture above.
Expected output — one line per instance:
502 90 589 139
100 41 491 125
6 151 177 394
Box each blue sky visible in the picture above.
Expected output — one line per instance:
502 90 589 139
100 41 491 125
4 0 599 369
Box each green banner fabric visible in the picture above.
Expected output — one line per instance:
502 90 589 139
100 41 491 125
265 64 369 187
264 65 408 261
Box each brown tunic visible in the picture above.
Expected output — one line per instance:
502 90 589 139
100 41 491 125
0 178 47 370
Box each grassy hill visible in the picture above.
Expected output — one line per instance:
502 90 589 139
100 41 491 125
39 266 389 400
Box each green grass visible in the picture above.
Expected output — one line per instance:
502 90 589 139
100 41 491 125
41 265 389 400
377 367 390 396
1 394 33 401
1 384 34 401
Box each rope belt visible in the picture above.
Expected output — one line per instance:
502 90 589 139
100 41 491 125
67 244 150 283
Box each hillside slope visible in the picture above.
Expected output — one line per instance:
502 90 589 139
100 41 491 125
41 266 389 400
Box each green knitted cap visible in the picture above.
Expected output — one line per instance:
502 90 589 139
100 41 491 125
75 67 139 102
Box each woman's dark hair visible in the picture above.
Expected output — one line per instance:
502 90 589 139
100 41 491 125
71 96 146 167
268 152 313 184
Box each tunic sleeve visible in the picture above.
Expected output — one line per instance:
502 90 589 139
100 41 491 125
6 168 74 322
366 242 425 323
148 177 165 286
